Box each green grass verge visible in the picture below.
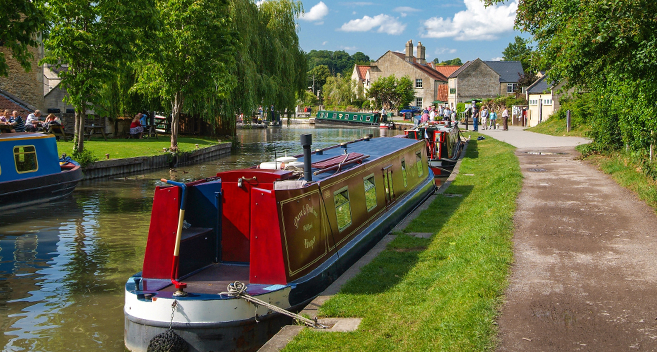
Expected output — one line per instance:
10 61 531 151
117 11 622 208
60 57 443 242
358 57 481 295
526 116 589 137
55 136 223 160
582 150 657 211
284 134 523 352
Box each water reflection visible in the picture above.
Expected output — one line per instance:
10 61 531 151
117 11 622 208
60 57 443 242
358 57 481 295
0 126 402 351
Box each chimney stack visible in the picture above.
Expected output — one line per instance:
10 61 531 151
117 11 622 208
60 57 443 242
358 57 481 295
405 40 414 62
417 42 426 64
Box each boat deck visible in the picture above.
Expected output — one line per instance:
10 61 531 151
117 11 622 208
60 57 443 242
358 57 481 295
159 263 250 295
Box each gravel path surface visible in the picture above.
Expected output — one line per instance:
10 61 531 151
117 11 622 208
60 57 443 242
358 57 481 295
479 127 657 351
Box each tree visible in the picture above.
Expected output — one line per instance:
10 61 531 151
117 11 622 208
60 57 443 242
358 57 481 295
502 36 533 71
43 0 157 153
0 0 45 76
367 75 414 111
351 52 371 65
134 0 235 150
322 74 354 107
308 64 330 94
436 58 463 66
484 0 657 162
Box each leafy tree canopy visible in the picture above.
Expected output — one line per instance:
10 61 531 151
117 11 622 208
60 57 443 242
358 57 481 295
502 36 533 72
0 0 45 76
433 58 463 66
306 50 370 75
367 75 414 111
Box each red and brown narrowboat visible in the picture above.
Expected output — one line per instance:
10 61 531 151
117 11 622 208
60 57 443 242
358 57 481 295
124 134 435 352
404 121 463 179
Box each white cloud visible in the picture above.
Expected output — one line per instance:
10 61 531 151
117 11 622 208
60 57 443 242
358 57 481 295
322 41 328 45
421 0 517 41
340 46 358 51
339 14 406 35
394 6 420 18
435 47 457 55
490 57 503 61
300 2 329 22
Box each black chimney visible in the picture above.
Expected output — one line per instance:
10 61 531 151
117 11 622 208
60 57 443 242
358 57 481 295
300 134 312 181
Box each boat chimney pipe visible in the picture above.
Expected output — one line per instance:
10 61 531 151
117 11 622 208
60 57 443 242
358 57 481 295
301 134 312 181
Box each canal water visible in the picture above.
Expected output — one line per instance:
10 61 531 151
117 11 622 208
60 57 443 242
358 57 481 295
0 126 402 352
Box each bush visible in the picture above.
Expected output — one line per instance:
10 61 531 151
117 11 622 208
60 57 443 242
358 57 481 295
71 149 100 167
361 100 371 110
456 102 465 113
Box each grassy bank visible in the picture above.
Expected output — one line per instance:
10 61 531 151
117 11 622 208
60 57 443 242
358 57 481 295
285 135 523 351
581 150 657 211
526 115 589 137
55 136 223 160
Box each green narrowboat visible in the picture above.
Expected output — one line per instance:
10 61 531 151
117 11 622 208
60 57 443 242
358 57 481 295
315 111 393 128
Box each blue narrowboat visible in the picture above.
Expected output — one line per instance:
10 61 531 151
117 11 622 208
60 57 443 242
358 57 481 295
0 132 82 210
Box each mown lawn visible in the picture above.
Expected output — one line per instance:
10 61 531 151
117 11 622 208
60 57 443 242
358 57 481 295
55 136 223 160
284 135 523 352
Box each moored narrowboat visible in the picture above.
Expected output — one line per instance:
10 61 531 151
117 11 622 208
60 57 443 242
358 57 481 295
404 121 463 178
0 132 82 210
124 135 435 352
315 110 393 128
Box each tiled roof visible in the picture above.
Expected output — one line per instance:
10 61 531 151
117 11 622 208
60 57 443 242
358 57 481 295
0 89 33 117
483 61 524 83
526 75 551 94
434 65 461 78
391 52 447 81
448 60 474 78
356 65 370 80
436 84 448 103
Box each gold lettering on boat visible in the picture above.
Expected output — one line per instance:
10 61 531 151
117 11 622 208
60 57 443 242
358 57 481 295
293 203 318 229
304 236 316 249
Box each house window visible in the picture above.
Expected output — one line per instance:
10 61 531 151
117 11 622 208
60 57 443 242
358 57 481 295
415 97 423 107
416 79 423 88
14 146 38 173
363 175 377 212
507 83 517 93
449 88 456 94
401 159 407 188
416 152 423 177
543 99 553 105
529 99 538 106
334 187 352 232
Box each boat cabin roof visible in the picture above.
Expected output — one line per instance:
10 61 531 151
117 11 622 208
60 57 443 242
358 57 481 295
299 136 419 182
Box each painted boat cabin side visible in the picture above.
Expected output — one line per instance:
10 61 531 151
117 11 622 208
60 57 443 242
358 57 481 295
139 137 430 286
0 133 62 183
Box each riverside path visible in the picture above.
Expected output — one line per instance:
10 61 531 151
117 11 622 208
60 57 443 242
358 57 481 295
479 126 657 351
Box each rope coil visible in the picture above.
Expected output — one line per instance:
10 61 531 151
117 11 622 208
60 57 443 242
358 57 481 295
221 281 326 329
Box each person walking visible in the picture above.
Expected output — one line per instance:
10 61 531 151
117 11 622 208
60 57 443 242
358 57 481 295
480 106 489 130
489 108 497 129
502 107 509 130
472 105 479 132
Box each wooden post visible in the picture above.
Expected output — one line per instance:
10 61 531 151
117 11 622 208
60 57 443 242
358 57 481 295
566 110 571 132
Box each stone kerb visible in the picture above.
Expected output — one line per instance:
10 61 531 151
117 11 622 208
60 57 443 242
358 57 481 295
81 142 232 180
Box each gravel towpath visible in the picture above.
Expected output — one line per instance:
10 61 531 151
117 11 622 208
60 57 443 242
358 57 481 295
479 127 657 351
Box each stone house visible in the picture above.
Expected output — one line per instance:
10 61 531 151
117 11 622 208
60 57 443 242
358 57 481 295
351 64 371 98
0 46 44 113
447 59 524 108
353 40 449 110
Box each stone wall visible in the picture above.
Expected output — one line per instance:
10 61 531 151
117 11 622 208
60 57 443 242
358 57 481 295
0 46 44 110
44 86 75 114
369 52 438 109
455 60 499 103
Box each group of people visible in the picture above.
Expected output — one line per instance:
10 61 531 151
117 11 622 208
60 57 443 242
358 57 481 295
130 112 148 138
0 110 61 133
413 106 457 127
470 105 509 132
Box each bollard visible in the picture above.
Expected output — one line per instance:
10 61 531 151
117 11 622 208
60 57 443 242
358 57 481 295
566 110 571 132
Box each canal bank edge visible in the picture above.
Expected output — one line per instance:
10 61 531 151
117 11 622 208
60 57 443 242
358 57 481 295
81 142 232 180
258 138 470 352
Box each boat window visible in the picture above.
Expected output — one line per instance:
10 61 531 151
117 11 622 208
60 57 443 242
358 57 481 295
363 175 377 211
382 165 394 204
366 115 371 122
334 187 352 232
14 146 38 173
416 152 423 177
401 159 407 188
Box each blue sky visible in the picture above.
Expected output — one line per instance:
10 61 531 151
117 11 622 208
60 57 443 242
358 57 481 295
295 0 524 63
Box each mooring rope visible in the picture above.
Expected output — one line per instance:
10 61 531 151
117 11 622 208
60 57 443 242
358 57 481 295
220 281 326 329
